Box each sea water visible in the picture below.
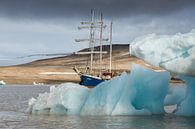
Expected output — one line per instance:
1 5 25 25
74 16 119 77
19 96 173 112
0 85 195 129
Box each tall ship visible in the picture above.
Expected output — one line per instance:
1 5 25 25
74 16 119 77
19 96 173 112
74 10 113 87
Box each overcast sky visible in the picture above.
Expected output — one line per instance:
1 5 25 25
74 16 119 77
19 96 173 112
0 0 195 65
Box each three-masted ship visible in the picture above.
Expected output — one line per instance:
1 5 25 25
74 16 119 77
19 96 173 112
74 10 113 87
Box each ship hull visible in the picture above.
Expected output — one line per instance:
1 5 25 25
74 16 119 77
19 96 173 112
80 74 104 87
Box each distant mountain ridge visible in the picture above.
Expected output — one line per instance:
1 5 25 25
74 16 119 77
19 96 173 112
23 44 130 67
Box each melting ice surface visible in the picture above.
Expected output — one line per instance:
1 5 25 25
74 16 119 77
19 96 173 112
130 29 195 76
164 84 186 106
175 76 195 116
164 76 195 116
27 64 170 115
130 29 195 116
28 83 90 115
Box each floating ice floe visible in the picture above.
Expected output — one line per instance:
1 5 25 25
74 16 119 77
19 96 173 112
27 64 170 116
163 76 195 116
174 76 195 116
130 29 195 76
0 80 6 85
164 84 186 113
130 29 195 116
164 84 186 106
33 82 44 86
27 83 90 115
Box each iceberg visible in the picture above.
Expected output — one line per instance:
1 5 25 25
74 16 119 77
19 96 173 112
130 29 195 116
130 29 195 76
28 64 170 115
27 83 90 115
164 84 186 106
0 80 6 85
110 64 170 115
175 76 195 116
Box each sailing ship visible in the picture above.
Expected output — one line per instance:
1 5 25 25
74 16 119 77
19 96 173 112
74 10 113 87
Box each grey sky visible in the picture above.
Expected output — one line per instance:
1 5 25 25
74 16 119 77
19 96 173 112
0 0 195 65
0 0 195 18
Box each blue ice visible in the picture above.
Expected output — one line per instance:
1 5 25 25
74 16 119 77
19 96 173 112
130 29 195 116
28 83 90 115
175 76 195 116
28 64 170 115
164 84 186 106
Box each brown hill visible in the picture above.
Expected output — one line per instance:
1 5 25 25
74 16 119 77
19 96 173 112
0 44 161 85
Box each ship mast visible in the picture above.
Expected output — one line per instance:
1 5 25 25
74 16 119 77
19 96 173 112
75 10 108 75
109 21 113 74
99 13 103 77
89 10 95 74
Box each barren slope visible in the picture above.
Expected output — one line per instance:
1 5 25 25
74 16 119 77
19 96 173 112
0 44 160 84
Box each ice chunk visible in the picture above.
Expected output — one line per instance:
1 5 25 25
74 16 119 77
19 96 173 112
0 80 6 85
29 83 90 115
112 64 170 115
28 64 170 116
31 92 50 115
26 97 37 113
81 73 129 115
175 76 195 116
130 29 195 116
130 29 195 76
164 84 186 106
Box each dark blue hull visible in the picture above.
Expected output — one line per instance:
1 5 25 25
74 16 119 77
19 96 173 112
80 74 104 87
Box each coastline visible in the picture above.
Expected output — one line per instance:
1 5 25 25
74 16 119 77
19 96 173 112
0 44 162 85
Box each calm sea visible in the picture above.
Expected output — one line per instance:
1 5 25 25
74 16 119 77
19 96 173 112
0 85 195 129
